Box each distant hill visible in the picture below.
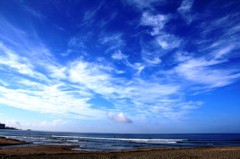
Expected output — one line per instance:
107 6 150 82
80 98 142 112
0 123 18 130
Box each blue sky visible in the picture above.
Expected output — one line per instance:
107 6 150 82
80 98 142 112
0 0 240 133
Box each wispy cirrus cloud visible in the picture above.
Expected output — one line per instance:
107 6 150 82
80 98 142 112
173 5 240 89
141 12 167 36
174 54 240 88
140 12 181 49
0 39 196 121
99 33 125 53
139 11 181 67
123 0 167 10
111 50 146 75
156 34 181 50
177 0 195 24
111 50 128 60
68 37 87 49
0 40 104 119
81 1 105 25
22 5 45 19
0 43 49 82
0 82 100 118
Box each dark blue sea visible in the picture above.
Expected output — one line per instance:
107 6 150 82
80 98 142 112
0 130 240 151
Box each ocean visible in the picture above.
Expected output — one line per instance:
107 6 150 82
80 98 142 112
0 130 240 151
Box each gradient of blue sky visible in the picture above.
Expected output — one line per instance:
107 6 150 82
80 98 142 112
0 0 240 133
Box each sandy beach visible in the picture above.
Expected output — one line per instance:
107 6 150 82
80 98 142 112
0 137 240 159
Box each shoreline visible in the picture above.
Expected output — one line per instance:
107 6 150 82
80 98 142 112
1 137 240 159
0 137 29 146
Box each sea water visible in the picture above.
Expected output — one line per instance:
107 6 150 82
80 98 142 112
0 130 240 151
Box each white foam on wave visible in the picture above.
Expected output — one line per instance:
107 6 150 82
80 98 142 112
51 135 185 144
66 139 79 143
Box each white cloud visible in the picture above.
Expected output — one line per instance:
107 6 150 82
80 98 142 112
112 50 128 60
156 34 181 49
174 51 191 62
0 33 202 125
150 100 202 120
68 37 86 48
0 43 49 81
117 81 180 108
140 11 181 67
40 119 67 127
174 56 240 88
47 65 67 80
1 119 70 131
199 13 240 40
124 0 166 10
178 0 194 13
58 58 187 120
0 16 218 124
177 0 194 24
111 53 147 75
130 63 145 76
67 60 117 95
183 12 240 89
213 45 235 59
0 79 8 86
144 56 161 65
0 42 201 122
141 12 167 36
5 120 21 128
81 1 104 23
108 112 132 123
0 16 54 64
0 85 101 117
65 59 197 120
0 48 106 119
23 5 45 19
99 33 124 52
